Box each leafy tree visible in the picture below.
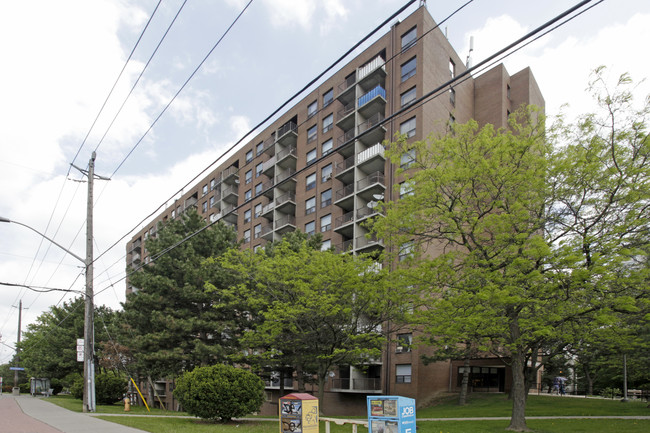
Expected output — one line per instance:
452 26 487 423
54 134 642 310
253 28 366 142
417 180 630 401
123 208 244 378
174 364 265 422
219 237 402 412
95 371 128 404
373 67 650 432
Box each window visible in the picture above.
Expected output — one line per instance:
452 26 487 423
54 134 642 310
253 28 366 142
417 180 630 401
254 224 262 239
400 117 416 138
449 113 456 125
255 182 263 196
209 195 216 208
254 244 262 253
256 141 264 156
399 241 414 262
396 364 412 383
400 181 414 197
245 169 253 184
245 189 252 201
256 162 263 177
307 125 317 143
449 87 455 106
401 149 416 169
323 88 334 107
243 229 251 243
246 149 253 163
305 221 315 235
308 100 318 118
322 114 333 134
401 87 416 107
507 84 511 100
321 189 332 208
321 239 331 251
305 197 316 215
321 163 332 182
202 201 208 213
401 57 416 82
396 334 413 353
244 209 251 223
307 148 317 165
322 138 333 156
449 58 455 78
401 26 417 51
306 173 316 190
210 178 217 190
202 184 208 196
171 209 176 219
320 214 331 232
255 203 262 218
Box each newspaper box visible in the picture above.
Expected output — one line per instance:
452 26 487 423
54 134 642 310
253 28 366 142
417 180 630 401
367 396 416 433
279 393 319 433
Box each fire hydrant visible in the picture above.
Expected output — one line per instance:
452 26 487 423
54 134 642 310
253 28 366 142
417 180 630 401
123 396 131 412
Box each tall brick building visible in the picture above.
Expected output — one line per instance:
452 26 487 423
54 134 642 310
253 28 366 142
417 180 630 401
126 5 544 415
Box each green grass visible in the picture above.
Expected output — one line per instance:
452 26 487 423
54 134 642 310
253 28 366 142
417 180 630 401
48 395 189 416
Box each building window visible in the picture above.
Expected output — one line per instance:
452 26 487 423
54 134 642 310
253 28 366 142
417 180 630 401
255 182 263 196
244 209 251 223
401 149 416 169
209 196 216 208
321 163 333 182
256 141 264 156
320 214 332 232
245 189 252 202
305 197 316 215
400 117 416 138
210 178 217 190
401 87 416 107
321 239 331 251
401 57 416 82
322 114 333 134
396 364 412 384
255 203 262 218
305 221 315 235
457 366 502 389
323 88 334 107
202 184 208 196
202 201 208 213
400 181 414 197
254 244 262 253
307 148 317 165
171 209 176 219
322 138 333 156
401 26 417 51
399 241 414 262
449 87 455 106
308 100 318 118
396 333 413 353
507 84 511 100
306 173 316 190
321 189 332 208
307 125 317 143
243 229 251 243
256 162 263 177
246 149 253 163
449 58 455 78
254 224 262 239
449 113 456 125
245 169 253 184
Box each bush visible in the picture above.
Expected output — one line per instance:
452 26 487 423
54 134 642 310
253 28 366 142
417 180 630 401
174 364 265 421
69 372 127 404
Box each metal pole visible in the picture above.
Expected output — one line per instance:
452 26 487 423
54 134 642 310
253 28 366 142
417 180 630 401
83 152 96 413
13 300 22 393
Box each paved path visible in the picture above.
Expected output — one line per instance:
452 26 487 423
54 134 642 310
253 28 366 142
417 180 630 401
0 395 147 433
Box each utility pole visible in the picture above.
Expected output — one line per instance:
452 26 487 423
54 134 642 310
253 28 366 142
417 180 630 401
13 300 22 394
72 152 109 413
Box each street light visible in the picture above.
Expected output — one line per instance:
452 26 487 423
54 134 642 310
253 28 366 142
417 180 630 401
0 215 95 411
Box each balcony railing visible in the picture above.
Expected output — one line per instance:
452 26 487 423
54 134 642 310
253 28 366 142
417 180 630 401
275 214 296 228
358 55 385 81
337 103 355 120
356 233 381 249
222 165 238 180
277 121 297 139
358 112 385 134
357 143 384 165
334 239 353 253
276 191 296 206
330 377 382 391
337 74 356 93
337 129 355 148
277 145 297 161
358 85 386 108
276 168 296 183
357 171 385 190
335 155 355 175
335 183 355 201
335 211 354 228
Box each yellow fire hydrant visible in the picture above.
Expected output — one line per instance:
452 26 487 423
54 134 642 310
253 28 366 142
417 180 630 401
124 396 131 412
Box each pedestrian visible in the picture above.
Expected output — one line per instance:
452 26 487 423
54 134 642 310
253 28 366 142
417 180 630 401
552 377 560 394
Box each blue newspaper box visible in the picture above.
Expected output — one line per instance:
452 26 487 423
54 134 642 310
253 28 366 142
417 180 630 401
367 396 416 433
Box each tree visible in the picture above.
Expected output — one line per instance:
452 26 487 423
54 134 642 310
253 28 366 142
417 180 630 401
219 236 402 412
373 68 650 432
123 208 244 378
174 364 265 422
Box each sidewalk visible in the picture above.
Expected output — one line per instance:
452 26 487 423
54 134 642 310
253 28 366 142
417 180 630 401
0 394 147 433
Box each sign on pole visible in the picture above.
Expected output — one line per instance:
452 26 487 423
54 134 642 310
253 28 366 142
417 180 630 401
77 338 84 362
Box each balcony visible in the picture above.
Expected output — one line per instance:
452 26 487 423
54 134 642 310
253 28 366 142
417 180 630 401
336 129 356 158
260 223 275 241
276 121 298 146
356 205 380 223
262 179 275 199
276 168 296 184
357 143 385 174
262 155 277 176
357 55 386 85
220 203 238 224
275 191 296 213
337 74 356 105
334 183 355 211
330 377 382 393
358 85 386 118
222 166 239 185
357 171 385 202
262 135 276 156
276 145 297 169
334 211 355 238
336 102 355 131
355 233 382 252
333 239 353 253
131 239 142 253
357 112 386 145
221 184 239 204
275 214 296 234
262 201 275 218
335 155 355 184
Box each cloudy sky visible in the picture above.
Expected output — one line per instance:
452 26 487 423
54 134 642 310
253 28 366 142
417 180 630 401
1 0 648 365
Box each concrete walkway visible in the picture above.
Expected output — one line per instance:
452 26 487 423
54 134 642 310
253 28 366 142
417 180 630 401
1 394 147 433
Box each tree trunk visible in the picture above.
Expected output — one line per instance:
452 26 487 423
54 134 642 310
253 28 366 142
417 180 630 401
296 364 306 392
459 358 470 405
507 354 530 432
583 367 594 396
317 373 326 415
279 370 285 397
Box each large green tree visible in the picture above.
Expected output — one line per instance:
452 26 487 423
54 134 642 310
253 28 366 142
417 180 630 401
373 69 650 432
123 208 244 378
219 236 402 412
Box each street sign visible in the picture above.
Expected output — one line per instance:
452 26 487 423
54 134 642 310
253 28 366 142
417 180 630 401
77 338 84 362
9 367 25 371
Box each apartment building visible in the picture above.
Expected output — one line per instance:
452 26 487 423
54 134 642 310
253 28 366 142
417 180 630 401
126 5 544 415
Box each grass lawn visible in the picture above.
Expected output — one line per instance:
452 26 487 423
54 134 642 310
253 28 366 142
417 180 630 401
48 395 188 416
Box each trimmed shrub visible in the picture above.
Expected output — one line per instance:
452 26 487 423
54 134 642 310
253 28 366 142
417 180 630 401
174 364 265 421
70 372 126 404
